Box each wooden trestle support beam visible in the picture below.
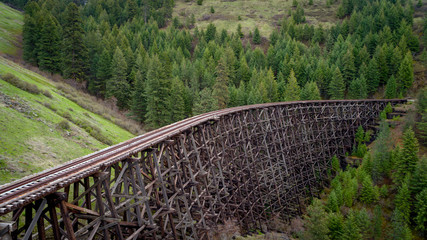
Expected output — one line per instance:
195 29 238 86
0 100 405 239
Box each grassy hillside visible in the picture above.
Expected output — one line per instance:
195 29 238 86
0 57 136 184
0 3 138 184
173 0 339 36
0 2 23 55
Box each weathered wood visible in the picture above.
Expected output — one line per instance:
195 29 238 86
2 100 404 239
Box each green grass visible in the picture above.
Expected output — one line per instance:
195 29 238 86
0 56 135 184
174 0 339 37
0 2 23 55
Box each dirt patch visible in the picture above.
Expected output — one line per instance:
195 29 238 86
0 91 38 119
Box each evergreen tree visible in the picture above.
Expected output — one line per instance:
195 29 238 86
355 208 371 239
62 2 88 81
193 88 218 115
410 157 427 196
360 174 377 204
341 49 356 87
205 23 216 42
168 77 185 123
145 54 172 128
107 47 130 109
37 13 61 73
348 76 367 99
394 176 411 224
327 190 340 212
213 57 229 109
390 209 412 240
397 52 414 94
341 211 362 240
131 70 146 122
301 81 321 100
328 67 345 99
385 76 397 99
23 1 40 64
414 188 427 234
372 206 383 240
253 27 261 44
302 199 330 240
328 212 344 240
367 57 380 94
331 156 340 173
283 69 301 101
395 127 419 182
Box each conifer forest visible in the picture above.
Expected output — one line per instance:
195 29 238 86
0 0 426 239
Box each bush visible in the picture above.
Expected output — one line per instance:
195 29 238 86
43 90 53 98
1 73 42 95
197 0 203 5
210 6 215 13
58 120 70 130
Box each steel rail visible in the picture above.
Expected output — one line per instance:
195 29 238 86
0 99 406 215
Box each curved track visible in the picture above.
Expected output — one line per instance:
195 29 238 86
0 99 405 215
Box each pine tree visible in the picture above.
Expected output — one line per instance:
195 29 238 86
410 157 427 196
301 81 321 100
331 156 340 173
355 208 371 239
385 76 397 99
394 176 411 224
348 76 367 99
205 23 216 42
341 210 362 240
23 1 41 64
414 188 427 233
397 52 414 94
341 49 356 87
302 199 330 240
145 54 172 128
328 67 345 99
37 13 61 73
391 209 412 240
253 27 261 44
62 2 88 81
367 57 380 94
327 190 340 212
328 212 344 240
395 127 419 180
213 57 229 109
372 206 383 240
283 69 301 101
168 77 185 123
107 47 130 110
131 70 146 122
193 88 218 115
360 175 377 204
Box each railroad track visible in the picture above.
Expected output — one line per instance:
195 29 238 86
0 99 406 215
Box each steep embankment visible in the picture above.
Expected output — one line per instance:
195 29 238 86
0 3 137 184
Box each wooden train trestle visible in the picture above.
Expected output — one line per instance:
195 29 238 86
0 100 405 239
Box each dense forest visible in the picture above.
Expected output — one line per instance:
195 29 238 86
17 0 426 129
299 91 427 239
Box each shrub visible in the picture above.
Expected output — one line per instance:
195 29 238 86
58 120 70 130
210 6 215 13
61 111 72 120
1 73 42 95
43 90 53 98
197 0 203 5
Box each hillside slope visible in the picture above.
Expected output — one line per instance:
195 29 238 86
0 3 137 184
